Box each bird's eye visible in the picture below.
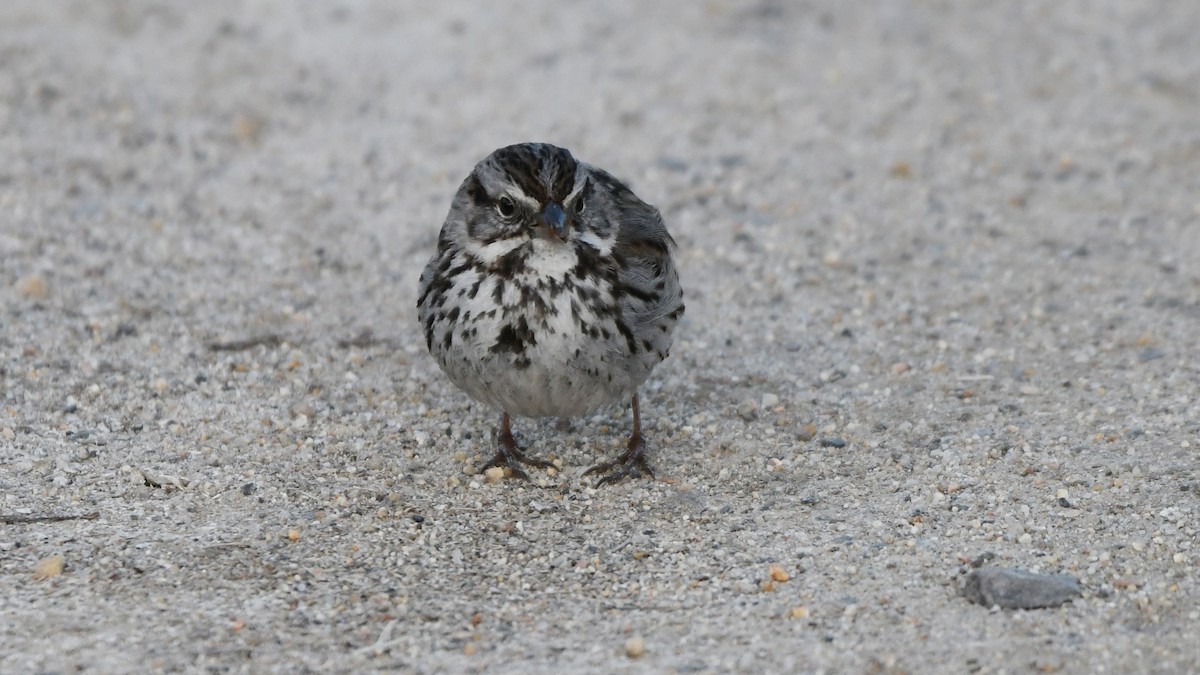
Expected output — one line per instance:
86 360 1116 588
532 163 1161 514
573 197 585 215
497 196 516 218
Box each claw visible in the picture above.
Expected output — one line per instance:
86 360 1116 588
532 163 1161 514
479 412 554 480
583 394 656 487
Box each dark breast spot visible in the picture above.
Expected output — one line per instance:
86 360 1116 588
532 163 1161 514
490 317 537 355
572 242 609 280
492 248 528 279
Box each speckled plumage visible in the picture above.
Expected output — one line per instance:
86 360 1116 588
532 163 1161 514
417 143 683 484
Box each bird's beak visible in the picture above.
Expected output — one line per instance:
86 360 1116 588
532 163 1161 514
537 202 568 241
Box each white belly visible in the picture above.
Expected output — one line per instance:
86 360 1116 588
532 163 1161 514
422 242 655 418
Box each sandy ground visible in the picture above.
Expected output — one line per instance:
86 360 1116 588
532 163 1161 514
2 1 1199 673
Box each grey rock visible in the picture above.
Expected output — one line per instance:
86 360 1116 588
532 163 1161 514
963 567 1082 609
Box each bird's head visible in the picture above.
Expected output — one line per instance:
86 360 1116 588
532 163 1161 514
455 142 592 246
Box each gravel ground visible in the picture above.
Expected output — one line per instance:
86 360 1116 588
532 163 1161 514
2 1 1199 673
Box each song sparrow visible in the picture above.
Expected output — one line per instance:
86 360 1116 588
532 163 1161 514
417 143 683 486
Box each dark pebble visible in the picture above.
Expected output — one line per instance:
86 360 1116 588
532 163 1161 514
819 437 846 448
800 496 819 506
1057 497 1072 508
241 482 257 496
962 567 1082 609
655 156 689 172
968 551 996 568
1138 347 1165 362
112 323 138 340
411 514 425 523
64 403 78 414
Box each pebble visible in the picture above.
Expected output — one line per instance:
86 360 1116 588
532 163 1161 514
624 635 645 658
962 568 1082 609
33 554 64 580
819 437 847 448
1138 347 1165 362
17 274 49 300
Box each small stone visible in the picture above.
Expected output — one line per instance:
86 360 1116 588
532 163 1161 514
17 275 49 300
769 564 790 582
1138 347 1165 362
233 112 265 144
796 424 816 442
737 399 759 421
287 528 301 542
484 466 505 483
819 437 846 448
962 568 1082 609
33 554 64 580
624 635 645 658
241 482 257 496
788 605 810 619
761 393 780 408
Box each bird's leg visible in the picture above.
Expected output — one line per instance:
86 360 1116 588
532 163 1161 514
583 394 655 487
480 412 555 480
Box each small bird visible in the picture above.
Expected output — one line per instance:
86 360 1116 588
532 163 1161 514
417 143 683 486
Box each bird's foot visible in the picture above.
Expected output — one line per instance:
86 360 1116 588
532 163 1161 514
480 426 554 480
583 433 655 487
